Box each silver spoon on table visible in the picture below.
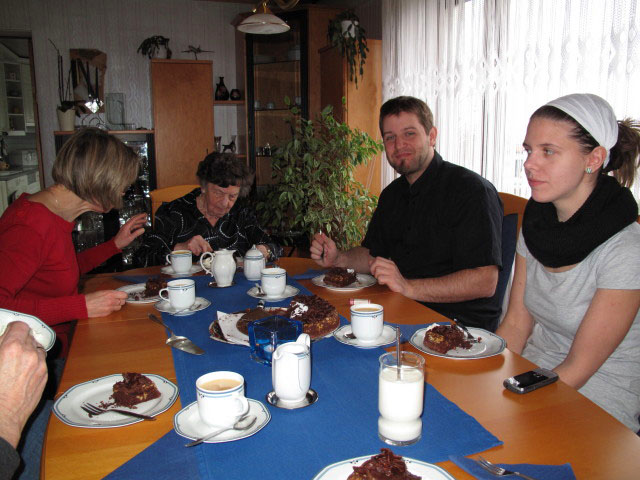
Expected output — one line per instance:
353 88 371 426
185 415 257 447
148 313 204 355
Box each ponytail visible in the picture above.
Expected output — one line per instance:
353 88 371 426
606 118 640 188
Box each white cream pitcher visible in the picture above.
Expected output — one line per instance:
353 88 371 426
272 333 311 404
200 249 236 287
243 244 265 281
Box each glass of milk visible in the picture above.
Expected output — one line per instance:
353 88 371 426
378 351 425 446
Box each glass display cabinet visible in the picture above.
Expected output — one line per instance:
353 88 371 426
246 10 308 188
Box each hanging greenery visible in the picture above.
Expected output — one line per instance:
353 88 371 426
327 10 369 87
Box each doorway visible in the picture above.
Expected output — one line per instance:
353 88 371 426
0 35 43 215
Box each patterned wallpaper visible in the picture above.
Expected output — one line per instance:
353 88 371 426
0 0 247 186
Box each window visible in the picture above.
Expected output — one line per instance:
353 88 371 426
382 0 640 202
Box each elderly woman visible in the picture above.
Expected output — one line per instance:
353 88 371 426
497 94 640 432
136 152 281 266
0 127 146 478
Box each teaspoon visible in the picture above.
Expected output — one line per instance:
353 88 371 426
184 414 257 447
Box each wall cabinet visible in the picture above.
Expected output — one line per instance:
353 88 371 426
245 6 342 186
1 61 29 136
151 59 214 188
319 39 383 196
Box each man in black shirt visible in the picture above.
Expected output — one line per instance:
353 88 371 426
311 96 503 330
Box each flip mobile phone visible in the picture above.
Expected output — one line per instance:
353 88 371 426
503 368 559 394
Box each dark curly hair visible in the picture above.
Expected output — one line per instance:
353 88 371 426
196 152 254 197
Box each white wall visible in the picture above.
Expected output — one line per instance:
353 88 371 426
0 0 247 186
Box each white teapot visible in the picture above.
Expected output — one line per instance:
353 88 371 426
200 249 236 287
243 244 265 281
272 333 311 405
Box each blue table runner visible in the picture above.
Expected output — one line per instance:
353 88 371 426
105 272 502 479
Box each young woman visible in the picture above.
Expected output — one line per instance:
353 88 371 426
497 93 640 431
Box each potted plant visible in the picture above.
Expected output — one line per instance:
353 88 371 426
49 39 77 130
256 99 383 251
327 10 369 86
137 36 172 59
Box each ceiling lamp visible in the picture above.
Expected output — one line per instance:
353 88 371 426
237 1 299 35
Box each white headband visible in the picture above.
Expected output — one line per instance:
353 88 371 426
545 93 618 168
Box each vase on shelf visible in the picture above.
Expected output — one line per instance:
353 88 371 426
57 107 76 131
230 89 241 100
215 77 230 101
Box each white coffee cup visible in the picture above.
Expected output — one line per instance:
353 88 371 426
350 303 384 343
196 371 250 427
165 250 192 274
261 267 286 298
159 279 195 310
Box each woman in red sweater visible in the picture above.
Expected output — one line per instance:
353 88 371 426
0 127 147 354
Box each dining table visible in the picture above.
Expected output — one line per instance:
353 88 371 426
41 257 640 479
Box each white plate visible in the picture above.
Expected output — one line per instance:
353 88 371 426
154 297 211 316
116 283 160 304
333 324 397 349
0 307 56 351
52 374 178 428
174 398 270 443
313 454 455 479
160 264 203 277
410 324 506 359
311 273 376 291
247 285 299 302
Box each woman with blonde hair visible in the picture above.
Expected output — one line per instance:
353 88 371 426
0 127 147 355
497 93 640 432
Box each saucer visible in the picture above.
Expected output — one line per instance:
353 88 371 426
154 297 211 316
160 264 203 277
208 280 235 288
333 324 397 349
266 389 318 410
247 285 299 302
0 308 56 351
173 398 270 443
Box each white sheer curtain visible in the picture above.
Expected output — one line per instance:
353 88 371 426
381 0 640 202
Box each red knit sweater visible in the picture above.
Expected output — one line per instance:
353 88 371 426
0 195 120 350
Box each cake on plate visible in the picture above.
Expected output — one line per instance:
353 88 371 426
323 267 357 287
109 373 161 408
233 294 339 340
422 324 472 354
347 449 421 480
143 276 168 297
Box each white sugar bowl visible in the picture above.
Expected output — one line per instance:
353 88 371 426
244 244 265 281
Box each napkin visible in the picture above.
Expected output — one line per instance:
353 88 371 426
215 312 249 346
449 455 577 480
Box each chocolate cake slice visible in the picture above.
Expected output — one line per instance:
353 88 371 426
143 276 168 297
323 267 357 287
348 449 421 480
288 294 339 339
110 373 161 408
422 325 472 354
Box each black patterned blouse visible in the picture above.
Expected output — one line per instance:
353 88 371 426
134 189 282 267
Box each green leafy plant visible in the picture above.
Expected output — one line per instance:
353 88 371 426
256 99 383 251
137 36 172 59
327 10 368 86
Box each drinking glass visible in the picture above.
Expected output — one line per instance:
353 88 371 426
378 351 425 446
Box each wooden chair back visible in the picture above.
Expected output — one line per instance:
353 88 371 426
150 185 199 225
499 192 528 234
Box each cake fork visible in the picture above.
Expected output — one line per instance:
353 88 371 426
80 402 156 421
452 318 478 343
475 456 539 480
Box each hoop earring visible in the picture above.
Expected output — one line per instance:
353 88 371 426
585 167 593 174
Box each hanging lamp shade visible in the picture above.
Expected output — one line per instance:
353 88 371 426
237 1 290 34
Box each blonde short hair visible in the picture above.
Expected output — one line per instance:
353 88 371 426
52 127 139 210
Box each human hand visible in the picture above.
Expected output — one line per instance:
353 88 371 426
114 213 147 249
174 236 212 256
0 321 48 447
85 290 128 318
310 232 338 267
369 257 411 296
